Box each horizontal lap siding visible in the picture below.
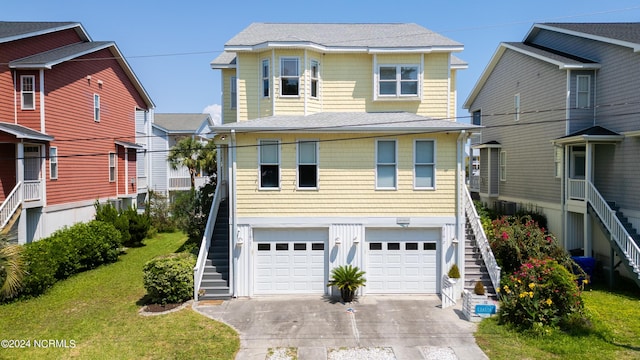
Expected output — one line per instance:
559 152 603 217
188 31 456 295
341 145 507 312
221 69 237 124
45 49 146 205
468 49 565 204
0 29 83 122
0 144 16 201
235 132 457 217
322 53 369 112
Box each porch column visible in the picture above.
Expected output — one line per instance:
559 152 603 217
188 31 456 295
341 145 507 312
584 142 593 256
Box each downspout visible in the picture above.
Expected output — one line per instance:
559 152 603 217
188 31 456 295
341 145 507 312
230 129 237 297
456 130 467 276
565 70 571 135
39 69 45 132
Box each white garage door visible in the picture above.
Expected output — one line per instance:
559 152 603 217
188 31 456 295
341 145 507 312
253 229 328 294
366 229 439 294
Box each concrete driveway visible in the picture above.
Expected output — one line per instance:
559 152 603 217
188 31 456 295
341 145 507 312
194 295 489 360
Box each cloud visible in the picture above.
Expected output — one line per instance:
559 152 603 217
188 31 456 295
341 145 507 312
203 104 222 126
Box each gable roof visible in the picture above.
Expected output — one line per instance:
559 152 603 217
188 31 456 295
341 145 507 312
9 41 115 69
463 41 599 110
529 23 640 52
212 112 478 133
222 23 463 53
154 113 213 134
0 21 90 43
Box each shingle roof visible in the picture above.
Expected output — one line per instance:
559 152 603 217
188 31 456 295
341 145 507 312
212 112 478 133
504 42 599 68
0 122 54 141
224 23 462 51
154 113 213 132
210 51 237 67
561 125 621 138
542 23 640 45
0 21 88 43
9 41 114 69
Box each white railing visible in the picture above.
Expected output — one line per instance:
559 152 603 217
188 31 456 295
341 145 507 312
586 182 640 277
169 176 208 190
568 178 586 200
469 175 481 192
464 187 501 296
441 275 456 309
23 180 41 201
0 182 22 229
137 176 147 190
193 183 223 301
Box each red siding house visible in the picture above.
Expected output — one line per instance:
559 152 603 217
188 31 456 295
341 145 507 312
0 22 154 244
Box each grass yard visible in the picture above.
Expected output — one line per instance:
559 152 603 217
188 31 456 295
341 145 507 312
0 232 239 359
476 286 640 359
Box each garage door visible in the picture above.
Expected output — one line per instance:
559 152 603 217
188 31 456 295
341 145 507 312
253 229 328 294
366 229 439 294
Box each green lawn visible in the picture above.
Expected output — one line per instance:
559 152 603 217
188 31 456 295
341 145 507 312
0 232 239 359
476 286 640 359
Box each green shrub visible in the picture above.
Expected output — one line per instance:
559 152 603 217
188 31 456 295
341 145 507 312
447 264 460 279
17 221 122 299
143 253 196 305
95 201 131 246
171 178 216 243
497 258 587 330
123 207 150 247
147 190 176 233
474 281 485 295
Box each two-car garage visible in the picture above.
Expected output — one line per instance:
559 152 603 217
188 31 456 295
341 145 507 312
251 227 440 296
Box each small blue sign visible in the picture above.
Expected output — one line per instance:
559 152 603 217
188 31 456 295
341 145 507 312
475 304 496 317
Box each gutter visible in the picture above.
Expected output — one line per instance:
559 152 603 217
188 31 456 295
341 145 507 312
230 129 237 297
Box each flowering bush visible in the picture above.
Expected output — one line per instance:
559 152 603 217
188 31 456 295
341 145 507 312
497 258 587 330
488 216 584 279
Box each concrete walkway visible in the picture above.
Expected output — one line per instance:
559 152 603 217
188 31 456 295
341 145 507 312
194 295 489 360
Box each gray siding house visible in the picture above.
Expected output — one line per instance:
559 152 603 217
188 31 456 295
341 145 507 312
464 23 640 287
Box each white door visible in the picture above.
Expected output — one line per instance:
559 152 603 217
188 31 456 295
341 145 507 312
366 229 439 294
253 229 328 294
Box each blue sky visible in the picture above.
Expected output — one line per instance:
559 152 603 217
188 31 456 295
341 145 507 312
5 1 640 124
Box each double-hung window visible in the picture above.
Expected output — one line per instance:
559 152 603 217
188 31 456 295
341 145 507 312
297 140 318 189
378 65 419 97
21 75 35 110
94 94 101 122
50 147 58 180
577 75 591 109
230 76 237 109
415 140 435 189
109 152 116 182
376 140 397 189
261 60 270 98
310 60 319 98
280 58 299 96
500 151 507 181
259 140 280 189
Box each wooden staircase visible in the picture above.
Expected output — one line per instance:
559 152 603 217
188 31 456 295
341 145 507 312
464 217 497 298
198 199 230 300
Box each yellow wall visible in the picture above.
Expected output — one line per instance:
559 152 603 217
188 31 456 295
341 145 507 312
221 69 237 124
230 50 455 121
234 132 459 217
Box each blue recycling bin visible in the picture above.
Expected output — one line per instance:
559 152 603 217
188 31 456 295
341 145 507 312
572 256 595 282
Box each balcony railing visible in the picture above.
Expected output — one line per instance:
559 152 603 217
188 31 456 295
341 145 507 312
469 175 480 192
23 180 41 201
568 178 586 200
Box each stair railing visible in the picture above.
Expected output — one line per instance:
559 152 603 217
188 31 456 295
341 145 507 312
441 275 456 309
463 187 501 296
586 182 640 277
193 183 223 301
0 182 22 229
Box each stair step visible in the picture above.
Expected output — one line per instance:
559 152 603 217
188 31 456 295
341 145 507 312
200 278 228 287
202 272 226 280
199 286 231 297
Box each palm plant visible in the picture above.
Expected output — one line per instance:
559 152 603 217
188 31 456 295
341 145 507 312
167 137 216 190
0 237 25 300
327 265 366 302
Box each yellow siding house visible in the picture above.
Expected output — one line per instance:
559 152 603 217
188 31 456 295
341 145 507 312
203 23 478 298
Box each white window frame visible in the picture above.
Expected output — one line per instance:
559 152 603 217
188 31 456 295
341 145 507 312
514 94 520 121
414 139 436 190
310 59 320 99
261 59 270 98
94 94 101 122
297 140 319 190
576 75 591 109
375 139 397 190
280 57 300 97
554 147 563 178
21 75 35 110
49 147 58 180
376 64 420 99
258 139 280 190
500 151 507 182
230 76 237 109
109 152 116 182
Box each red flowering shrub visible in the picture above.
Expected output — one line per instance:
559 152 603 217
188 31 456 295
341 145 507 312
497 258 587 330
